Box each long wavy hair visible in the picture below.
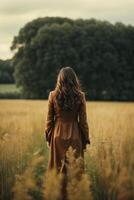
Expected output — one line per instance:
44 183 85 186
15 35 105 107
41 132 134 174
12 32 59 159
54 66 83 111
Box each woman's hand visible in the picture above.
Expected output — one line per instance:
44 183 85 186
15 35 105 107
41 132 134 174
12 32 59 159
47 141 50 148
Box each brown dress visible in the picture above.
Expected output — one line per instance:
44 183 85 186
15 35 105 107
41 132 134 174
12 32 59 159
44 90 90 174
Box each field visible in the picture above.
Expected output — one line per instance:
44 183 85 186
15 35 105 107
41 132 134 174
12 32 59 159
0 84 21 99
0 100 134 200
0 84 20 93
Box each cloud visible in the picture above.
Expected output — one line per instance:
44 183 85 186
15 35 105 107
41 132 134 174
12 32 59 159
0 0 134 16
0 0 134 59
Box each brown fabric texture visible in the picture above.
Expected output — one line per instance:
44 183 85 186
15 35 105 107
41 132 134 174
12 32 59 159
44 90 90 174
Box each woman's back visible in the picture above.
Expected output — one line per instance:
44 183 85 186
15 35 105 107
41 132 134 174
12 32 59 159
52 89 81 122
45 89 90 172
50 90 84 141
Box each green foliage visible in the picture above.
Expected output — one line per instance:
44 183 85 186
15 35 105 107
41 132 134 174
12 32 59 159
0 84 20 93
0 59 15 83
0 84 21 99
11 17 134 100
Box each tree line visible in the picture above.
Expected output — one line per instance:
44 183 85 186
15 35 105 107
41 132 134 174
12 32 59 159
2 17 134 100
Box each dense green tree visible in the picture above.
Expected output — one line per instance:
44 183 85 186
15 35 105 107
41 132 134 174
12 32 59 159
11 17 134 100
0 59 14 83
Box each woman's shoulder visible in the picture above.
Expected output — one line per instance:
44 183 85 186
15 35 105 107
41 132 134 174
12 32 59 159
79 91 87 104
49 90 57 100
50 90 56 95
80 91 85 95
49 90 85 101
79 91 86 98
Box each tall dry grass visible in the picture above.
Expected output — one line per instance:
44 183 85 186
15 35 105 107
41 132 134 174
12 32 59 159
11 146 93 200
12 155 45 200
0 100 48 200
0 100 134 200
85 102 134 200
65 146 93 200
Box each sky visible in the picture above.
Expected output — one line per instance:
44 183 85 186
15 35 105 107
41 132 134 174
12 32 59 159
0 0 134 60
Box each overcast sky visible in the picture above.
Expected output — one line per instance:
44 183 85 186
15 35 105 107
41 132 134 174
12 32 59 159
0 0 134 60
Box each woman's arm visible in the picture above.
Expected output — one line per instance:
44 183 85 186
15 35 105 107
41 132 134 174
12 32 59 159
44 91 55 144
78 92 90 148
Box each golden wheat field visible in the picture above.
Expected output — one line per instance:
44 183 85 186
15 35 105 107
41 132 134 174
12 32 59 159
0 100 134 200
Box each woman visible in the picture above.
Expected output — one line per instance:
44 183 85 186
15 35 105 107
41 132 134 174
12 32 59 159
44 66 90 174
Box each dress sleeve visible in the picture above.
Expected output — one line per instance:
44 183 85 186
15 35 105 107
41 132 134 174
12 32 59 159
44 91 55 142
78 92 90 146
